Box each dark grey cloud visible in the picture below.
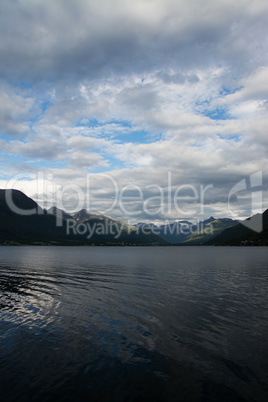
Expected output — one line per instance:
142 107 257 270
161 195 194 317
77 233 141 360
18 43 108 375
117 85 161 115
155 71 200 85
0 0 267 83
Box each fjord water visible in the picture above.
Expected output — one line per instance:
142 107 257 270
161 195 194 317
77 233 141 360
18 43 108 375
0 246 267 401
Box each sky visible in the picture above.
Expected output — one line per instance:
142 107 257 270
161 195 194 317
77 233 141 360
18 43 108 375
0 0 267 224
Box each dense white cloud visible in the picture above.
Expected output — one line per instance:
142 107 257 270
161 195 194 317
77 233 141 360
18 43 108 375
0 0 267 222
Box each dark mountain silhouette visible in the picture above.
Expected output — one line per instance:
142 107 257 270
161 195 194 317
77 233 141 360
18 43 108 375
0 189 166 245
0 189 42 213
0 190 69 244
206 209 268 246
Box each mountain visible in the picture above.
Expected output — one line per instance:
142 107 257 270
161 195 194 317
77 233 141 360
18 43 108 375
134 221 194 244
0 189 42 214
134 222 159 230
47 206 73 222
159 221 193 244
0 190 67 244
48 207 107 223
1 189 266 246
183 218 239 245
70 208 107 222
134 217 238 245
206 209 268 246
49 206 139 237
0 189 166 246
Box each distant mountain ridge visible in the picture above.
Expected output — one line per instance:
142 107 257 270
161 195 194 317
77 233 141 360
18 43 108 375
134 217 239 245
0 189 267 246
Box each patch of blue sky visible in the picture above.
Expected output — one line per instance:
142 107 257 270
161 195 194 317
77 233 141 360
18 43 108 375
0 133 15 142
104 157 125 171
76 117 99 127
217 133 241 142
0 169 16 180
123 127 151 143
76 118 132 130
40 99 53 114
86 164 115 174
194 98 233 121
191 141 203 148
202 107 233 121
29 99 53 125
75 118 151 143
26 159 68 169
3 150 125 173
219 85 243 96
9 80 32 90
0 172 35 181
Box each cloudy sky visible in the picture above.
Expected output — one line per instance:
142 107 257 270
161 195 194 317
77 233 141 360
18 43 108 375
0 0 267 223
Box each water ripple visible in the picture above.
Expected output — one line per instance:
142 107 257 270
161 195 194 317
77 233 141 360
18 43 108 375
0 246 268 401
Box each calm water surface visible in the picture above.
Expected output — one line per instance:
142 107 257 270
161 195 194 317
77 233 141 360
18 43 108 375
0 246 268 401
